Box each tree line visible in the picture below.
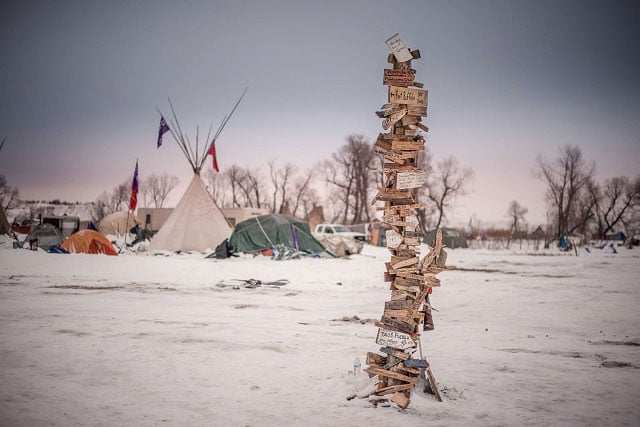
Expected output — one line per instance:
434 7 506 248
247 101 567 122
535 144 640 243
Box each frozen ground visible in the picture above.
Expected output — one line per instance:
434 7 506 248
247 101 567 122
1 241 639 426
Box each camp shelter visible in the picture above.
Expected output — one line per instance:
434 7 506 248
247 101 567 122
25 223 64 250
424 227 468 249
148 90 246 253
98 211 140 236
147 176 232 252
314 234 362 257
228 214 328 257
61 230 118 255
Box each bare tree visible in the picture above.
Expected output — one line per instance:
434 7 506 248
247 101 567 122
290 167 316 218
426 156 474 229
223 165 244 208
234 167 264 208
90 178 132 222
268 160 296 214
593 175 640 238
571 177 599 237
506 200 528 247
204 169 230 207
535 145 594 242
143 173 179 208
0 174 20 210
324 134 376 224
415 146 434 234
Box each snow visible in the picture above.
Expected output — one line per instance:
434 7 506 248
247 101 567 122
1 241 639 426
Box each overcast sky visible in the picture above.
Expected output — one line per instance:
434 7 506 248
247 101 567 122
1 0 639 226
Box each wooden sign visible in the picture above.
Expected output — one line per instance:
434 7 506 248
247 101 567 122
385 33 413 63
407 105 427 116
388 86 428 106
404 215 419 232
386 230 402 248
404 359 428 369
382 108 407 130
391 140 424 151
396 170 427 190
383 69 416 87
376 327 416 350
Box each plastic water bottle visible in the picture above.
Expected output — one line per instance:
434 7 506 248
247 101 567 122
353 357 361 376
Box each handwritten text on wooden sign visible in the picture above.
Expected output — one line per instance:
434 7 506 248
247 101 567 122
388 86 428 106
396 170 427 190
385 33 413 63
376 328 416 350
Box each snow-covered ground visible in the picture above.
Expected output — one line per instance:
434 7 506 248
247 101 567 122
1 241 639 426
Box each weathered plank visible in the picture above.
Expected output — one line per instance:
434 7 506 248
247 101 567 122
396 170 427 190
390 391 411 409
426 367 442 402
391 140 425 151
364 367 419 385
379 347 410 360
388 86 428 106
407 105 427 116
375 327 416 350
383 69 416 87
366 352 387 368
375 383 414 396
382 108 407 130
380 315 417 333
383 308 412 319
392 257 419 269
385 299 413 310
385 229 402 248
416 122 429 132
404 358 429 368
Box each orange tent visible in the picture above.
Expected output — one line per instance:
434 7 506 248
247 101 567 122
61 230 118 256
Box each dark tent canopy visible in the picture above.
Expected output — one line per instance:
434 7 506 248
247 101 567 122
424 228 468 249
228 214 329 258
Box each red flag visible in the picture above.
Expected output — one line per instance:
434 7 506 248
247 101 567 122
129 160 139 211
208 143 219 172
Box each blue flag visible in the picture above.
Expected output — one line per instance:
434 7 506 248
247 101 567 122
157 117 169 148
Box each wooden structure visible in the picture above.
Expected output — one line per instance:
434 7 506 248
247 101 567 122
363 34 447 409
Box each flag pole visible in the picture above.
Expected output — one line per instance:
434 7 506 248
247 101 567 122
124 158 139 251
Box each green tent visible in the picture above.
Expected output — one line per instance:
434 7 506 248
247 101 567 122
228 214 330 258
424 227 468 249
25 223 65 250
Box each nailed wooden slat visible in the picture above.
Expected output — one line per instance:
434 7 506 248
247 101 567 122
407 105 427 116
388 86 428 106
391 140 425 151
385 299 413 310
383 69 416 87
379 347 410 360
366 352 387 368
375 383 414 396
390 391 411 409
364 367 419 385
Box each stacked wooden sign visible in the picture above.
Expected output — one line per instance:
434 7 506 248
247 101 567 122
364 34 448 409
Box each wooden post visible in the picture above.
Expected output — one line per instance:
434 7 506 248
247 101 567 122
364 34 448 409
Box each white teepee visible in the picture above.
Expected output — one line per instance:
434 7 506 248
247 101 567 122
148 175 231 252
148 89 246 252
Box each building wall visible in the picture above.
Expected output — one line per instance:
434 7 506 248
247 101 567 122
137 207 268 231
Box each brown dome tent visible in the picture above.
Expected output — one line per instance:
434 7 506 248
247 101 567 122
61 230 118 256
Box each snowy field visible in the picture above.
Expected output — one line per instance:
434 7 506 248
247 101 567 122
1 241 639 426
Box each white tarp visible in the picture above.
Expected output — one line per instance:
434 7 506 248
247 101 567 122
97 211 139 236
148 175 232 252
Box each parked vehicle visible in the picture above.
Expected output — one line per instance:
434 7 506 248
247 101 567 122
313 224 366 242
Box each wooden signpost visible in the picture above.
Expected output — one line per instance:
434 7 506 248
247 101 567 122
362 34 448 409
